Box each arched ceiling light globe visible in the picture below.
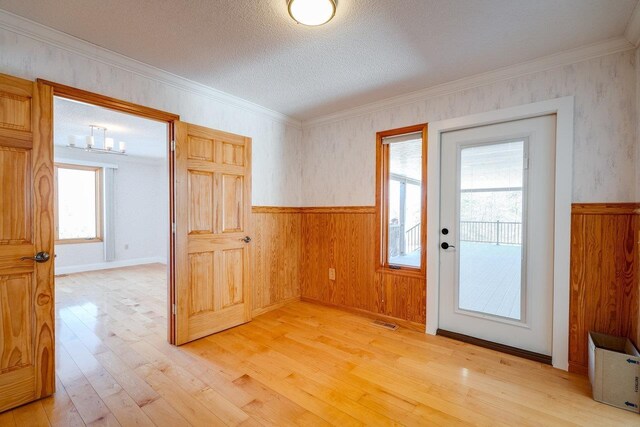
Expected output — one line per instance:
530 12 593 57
288 0 337 26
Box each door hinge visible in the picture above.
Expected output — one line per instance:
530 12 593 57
170 140 176 152
172 303 176 315
524 157 529 170
172 222 176 233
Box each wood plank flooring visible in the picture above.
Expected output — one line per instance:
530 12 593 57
2 264 638 426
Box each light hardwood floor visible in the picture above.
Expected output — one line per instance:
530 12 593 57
1 264 637 426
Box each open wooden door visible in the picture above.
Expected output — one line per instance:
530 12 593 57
174 122 252 345
0 74 55 411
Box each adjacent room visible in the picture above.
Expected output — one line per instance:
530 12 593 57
0 0 639 425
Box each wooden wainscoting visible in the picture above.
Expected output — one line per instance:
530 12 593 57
299 207 426 330
251 207 302 315
252 206 426 329
569 203 640 374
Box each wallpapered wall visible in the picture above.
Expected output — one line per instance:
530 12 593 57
301 50 637 205
0 26 303 206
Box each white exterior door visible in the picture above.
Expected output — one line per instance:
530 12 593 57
438 115 556 356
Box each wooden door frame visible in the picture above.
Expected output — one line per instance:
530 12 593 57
37 79 181 344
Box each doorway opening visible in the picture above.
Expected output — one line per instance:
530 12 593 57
47 81 179 343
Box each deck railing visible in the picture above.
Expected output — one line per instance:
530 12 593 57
405 223 421 253
459 220 522 245
389 223 421 256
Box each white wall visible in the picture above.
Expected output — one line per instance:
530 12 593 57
54 147 168 274
301 50 638 205
0 16 303 206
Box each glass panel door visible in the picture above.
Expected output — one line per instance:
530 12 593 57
457 140 527 321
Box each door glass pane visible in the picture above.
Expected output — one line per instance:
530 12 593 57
388 138 422 267
57 167 99 240
458 141 525 320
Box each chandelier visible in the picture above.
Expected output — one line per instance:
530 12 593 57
67 125 127 155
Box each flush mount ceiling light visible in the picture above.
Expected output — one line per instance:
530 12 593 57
288 0 337 26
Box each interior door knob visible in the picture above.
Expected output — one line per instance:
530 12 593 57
21 251 51 263
241 236 252 243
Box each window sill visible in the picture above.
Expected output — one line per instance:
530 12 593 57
377 266 426 279
55 238 103 245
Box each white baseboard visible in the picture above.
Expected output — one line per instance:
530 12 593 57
55 257 166 275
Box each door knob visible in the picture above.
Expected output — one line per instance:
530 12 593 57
440 242 455 250
21 251 51 263
241 236 252 243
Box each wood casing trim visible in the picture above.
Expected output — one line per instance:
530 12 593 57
252 206 376 214
571 203 640 215
375 124 428 277
37 79 180 123
38 80 179 344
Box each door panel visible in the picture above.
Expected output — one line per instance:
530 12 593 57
221 174 243 233
0 74 55 411
175 122 251 345
439 115 555 356
188 171 215 234
0 148 31 243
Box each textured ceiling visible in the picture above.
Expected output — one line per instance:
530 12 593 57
1 0 636 120
54 97 167 158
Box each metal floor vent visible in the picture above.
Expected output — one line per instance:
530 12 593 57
372 319 398 330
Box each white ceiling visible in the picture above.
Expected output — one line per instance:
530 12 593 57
2 0 637 120
54 97 167 158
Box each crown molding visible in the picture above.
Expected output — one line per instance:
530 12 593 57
2 9 634 131
0 9 302 129
303 36 634 128
625 1 640 47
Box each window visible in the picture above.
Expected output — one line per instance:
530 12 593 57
55 164 103 243
376 124 427 275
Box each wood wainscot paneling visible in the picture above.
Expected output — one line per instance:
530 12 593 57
251 207 302 315
252 206 426 328
254 202 640 362
569 203 640 374
299 207 426 329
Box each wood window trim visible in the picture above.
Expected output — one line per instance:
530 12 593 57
375 123 428 278
54 163 104 244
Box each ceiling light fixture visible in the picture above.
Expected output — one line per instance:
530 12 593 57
288 0 337 26
67 125 127 155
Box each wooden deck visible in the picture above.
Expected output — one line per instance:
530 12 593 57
1 264 637 426
458 241 522 319
391 241 521 319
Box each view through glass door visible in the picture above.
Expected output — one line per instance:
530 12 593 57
439 115 556 357
458 140 526 320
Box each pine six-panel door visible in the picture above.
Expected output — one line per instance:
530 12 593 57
174 122 252 345
0 74 54 411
